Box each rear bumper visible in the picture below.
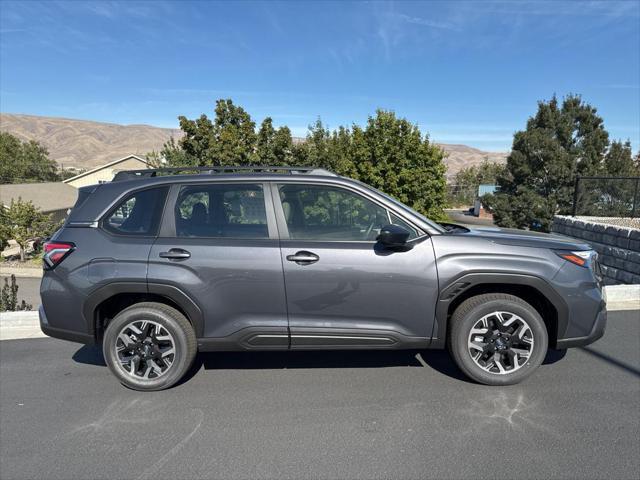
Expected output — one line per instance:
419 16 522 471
555 302 607 349
39 305 95 344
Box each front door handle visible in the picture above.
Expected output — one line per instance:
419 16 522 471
159 248 191 260
286 251 319 265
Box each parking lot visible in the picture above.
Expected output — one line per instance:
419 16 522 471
0 311 638 480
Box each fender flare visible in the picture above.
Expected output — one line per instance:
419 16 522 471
83 282 205 338
431 272 569 348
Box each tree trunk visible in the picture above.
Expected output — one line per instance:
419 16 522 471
19 247 25 262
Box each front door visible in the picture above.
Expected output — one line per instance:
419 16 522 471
274 182 439 348
148 182 289 348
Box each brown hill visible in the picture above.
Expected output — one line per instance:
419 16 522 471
436 144 508 179
0 113 182 169
0 113 507 177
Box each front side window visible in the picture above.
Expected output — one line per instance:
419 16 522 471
278 184 392 241
175 184 268 238
103 187 168 236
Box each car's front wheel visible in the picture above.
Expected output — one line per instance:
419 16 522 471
103 302 196 391
448 293 548 385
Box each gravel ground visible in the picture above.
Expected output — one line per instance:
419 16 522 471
574 216 640 229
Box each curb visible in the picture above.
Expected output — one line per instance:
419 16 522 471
0 311 45 340
604 284 640 311
1 284 638 341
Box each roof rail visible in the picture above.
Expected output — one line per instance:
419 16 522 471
112 166 336 182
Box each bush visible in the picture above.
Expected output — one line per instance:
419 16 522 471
0 275 32 312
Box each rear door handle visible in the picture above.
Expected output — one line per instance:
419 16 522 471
286 251 319 265
159 248 191 260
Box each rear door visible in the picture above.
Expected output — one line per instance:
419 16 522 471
273 182 439 348
148 181 289 348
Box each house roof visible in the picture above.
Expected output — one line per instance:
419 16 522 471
63 154 148 183
0 182 78 213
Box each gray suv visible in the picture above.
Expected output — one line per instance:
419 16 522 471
40 167 606 390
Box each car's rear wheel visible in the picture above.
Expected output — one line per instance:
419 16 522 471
103 302 196 391
448 293 548 385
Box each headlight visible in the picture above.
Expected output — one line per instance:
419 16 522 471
555 250 596 268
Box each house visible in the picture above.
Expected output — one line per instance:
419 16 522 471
0 182 78 222
63 154 149 188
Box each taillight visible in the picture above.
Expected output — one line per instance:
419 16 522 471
555 250 595 268
43 241 75 269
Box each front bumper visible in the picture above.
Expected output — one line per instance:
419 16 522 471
555 302 607 349
39 305 95 344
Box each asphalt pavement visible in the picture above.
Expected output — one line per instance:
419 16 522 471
0 311 639 480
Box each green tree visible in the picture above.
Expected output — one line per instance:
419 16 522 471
256 117 277 163
300 118 331 168
295 112 447 219
0 132 61 183
0 199 59 261
350 110 447 220
256 117 295 165
604 140 637 176
150 99 448 220
176 99 258 166
487 94 612 231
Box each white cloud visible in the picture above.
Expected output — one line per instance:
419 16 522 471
394 13 458 31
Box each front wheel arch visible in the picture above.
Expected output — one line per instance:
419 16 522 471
434 275 564 348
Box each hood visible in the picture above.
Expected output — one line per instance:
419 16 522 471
446 225 592 250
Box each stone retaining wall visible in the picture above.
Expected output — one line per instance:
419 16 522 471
552 216 640 285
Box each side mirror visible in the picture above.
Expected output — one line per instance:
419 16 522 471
377 224 411 248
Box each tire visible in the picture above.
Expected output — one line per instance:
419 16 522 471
103 302 197 391
448 293 548 386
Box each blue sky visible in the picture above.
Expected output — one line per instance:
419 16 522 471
1 0 638 152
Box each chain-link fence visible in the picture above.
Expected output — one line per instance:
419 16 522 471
446 184 478 208
572 176 640 218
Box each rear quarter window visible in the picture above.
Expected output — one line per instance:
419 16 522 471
102 187 168 236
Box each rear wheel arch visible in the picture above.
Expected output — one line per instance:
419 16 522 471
85 282 204 340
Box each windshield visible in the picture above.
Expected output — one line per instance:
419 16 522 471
354 180 446 234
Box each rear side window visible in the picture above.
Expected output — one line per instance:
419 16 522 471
174 184 268 238
103 187 168 236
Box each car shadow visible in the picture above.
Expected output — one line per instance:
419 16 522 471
199 349 424 370
71 345 569 386
72 344 106 366
543 349 567 365
71 344 474 383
